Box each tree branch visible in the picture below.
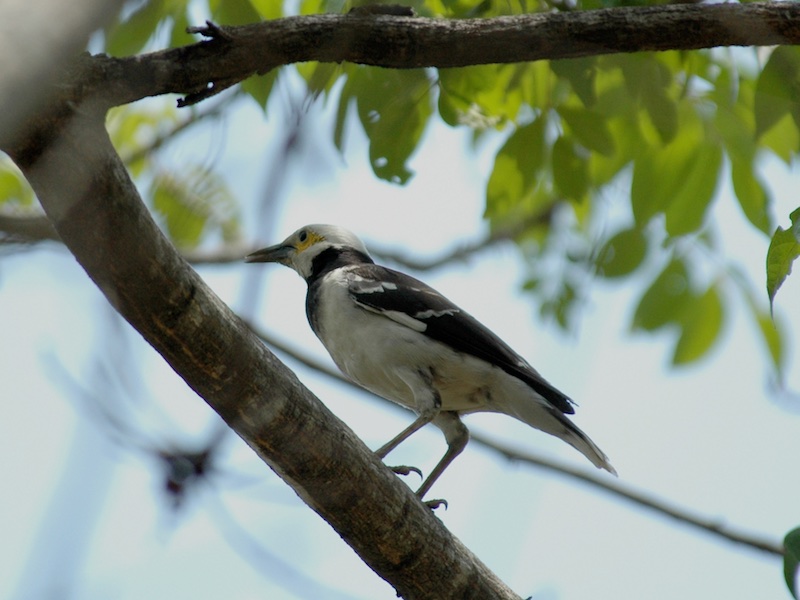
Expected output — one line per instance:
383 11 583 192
252 325 785 558
4 100 519 599
0 213 61 245
371 210 555 271
3 3 793 595
70 3 800 110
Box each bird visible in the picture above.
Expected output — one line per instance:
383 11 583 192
246 224 615 503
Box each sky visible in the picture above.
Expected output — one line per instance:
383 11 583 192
1 72 799 600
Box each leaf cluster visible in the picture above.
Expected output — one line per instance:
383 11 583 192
2 0 797 389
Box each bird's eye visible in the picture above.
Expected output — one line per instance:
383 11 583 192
298 230 308 243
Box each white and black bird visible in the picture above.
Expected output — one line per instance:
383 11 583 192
246 224 615 502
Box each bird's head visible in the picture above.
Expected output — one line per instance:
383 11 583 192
245 224 370 279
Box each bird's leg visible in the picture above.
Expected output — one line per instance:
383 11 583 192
377 376 441 482
375 412 435 459
416 411 469 507
377 411 436 480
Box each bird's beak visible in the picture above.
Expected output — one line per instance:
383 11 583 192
245 243 294 265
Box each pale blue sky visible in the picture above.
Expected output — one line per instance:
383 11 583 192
2 76 799 600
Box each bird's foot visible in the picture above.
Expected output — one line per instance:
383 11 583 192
423 498 448 510
390 465 422 479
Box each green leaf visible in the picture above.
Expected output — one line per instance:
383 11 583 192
619 55 678 143
595 227 647 278
746 292 785 378
300 62 341 100
299 0 328 14
588 113 640 186
558 106 615 156
552 136 589 201
759 112 800 164
784 527 800 599
730 158 772 235
728 264 786 378
766 207 800 310
105 0 166 57
210 0 261 25
334 70 352 152
345 67 433 184
714 103 756 165
241 71 278 112
551 58 598 107
754 47 800 139
438 65 527 127
150 166 241 249
169 8 195 49
672 284 724 365
0 160 34 207
106 103 180 177
540 280 577 330
486 117 547 216
642 82 679 145
663 141 721 236
632 259 690 332
249 0 284 19
631 115 721 235
592 60 636 118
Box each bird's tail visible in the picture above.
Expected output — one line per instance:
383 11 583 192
501 400 617 476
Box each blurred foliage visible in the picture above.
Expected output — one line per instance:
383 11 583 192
786 527 800 599
2 0 798 380
0 158 35 210
105 103 243 249
767 207 800 311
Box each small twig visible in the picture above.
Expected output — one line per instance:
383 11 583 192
177 22 241 107
186 20 234 42
469 433 785 557
177 77 240 108
248 323 785 558
0 213 61 244
371 210 553 271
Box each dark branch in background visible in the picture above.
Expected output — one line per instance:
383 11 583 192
0 214 60 245
371 210 555 271
249 324 784 558
120 94 237 165
0 205 547 265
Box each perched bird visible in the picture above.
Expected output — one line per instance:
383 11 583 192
246 224 615 502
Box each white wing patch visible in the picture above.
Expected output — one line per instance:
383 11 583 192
346 268 459 333
353 300 429 332
381 310 428 332
350 275 398 294
414 308 460 319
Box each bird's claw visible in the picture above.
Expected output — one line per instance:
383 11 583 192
423 498 448 510
390 465 423 479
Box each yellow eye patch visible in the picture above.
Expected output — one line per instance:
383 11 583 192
296 229 325 252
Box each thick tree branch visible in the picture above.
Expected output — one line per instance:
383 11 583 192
0 0 123 143
46 2 800 111
4 102 519 599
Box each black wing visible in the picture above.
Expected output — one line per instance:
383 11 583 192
347 264 575 414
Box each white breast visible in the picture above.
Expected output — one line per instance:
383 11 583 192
312 267 510 415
